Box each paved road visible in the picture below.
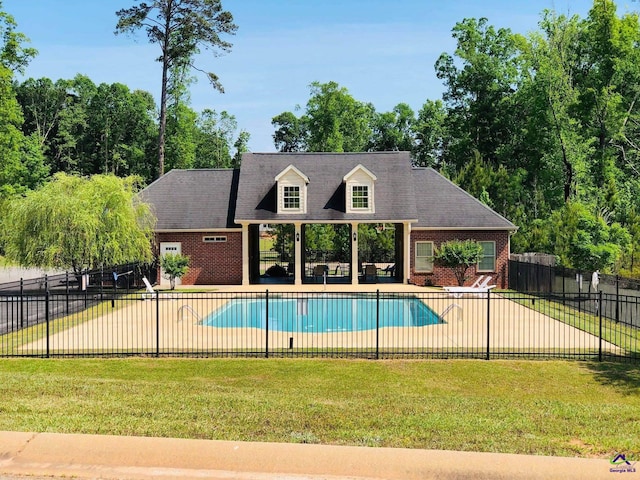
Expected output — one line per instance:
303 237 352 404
0 431 625 480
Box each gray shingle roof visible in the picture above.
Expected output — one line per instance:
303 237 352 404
139 169 240 230
411 168 516 230
234 152 419 223
139 155 516 232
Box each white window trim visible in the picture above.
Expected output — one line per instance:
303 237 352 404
351 184 370 210
414 241 434 273
344 164 376 214
345 181 375 213
478 241 496 272
276 165 308 215
203 236 227 243
283 185 301 210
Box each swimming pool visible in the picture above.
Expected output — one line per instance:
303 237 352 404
202 296 441 332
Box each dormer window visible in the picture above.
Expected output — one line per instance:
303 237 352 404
275 165 309 214
351 185 369 209
283 186 300 210
344 164 376 214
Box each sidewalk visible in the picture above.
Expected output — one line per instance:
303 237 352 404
0 431 622 480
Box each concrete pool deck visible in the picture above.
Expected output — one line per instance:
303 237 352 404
16 284 621 356
0 430 622 480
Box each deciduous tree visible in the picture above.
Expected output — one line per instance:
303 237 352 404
1 173 155 276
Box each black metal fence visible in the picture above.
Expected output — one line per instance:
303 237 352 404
1 289 637 362
0 263 156 336
509 260 640 328
0 262 157 295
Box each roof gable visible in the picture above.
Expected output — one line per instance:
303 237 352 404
343 164 377 182
275 164 309 183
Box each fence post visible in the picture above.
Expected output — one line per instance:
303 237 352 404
19 278 24 329
486 289 491 360
265 290 269 359
112 272 117 308
155 287 160 357
375 289 380 360
45 289 50 358
598 290 603 362
65 271 70 315
84 269 88 308
615 275 620 323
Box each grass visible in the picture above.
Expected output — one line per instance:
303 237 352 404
0 293 144 356
0 358 637 458
509 292 640 355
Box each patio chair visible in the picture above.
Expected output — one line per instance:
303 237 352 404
141 276 157 300
364 264 378 283
313 264 328 283
443 276 495 298
469 275 487 288
333 264 344 277
383 264 395 276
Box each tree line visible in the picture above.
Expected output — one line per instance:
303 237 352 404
272 1 640 276
2 0 640 276
9 74 249 186
0 0 246 196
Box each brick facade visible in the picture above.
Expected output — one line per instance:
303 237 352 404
157 231 243 285
156 229 510 287
409 230 510 288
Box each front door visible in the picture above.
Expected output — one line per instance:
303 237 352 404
159 242 182 287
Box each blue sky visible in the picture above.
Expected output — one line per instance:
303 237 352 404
4 0 603 152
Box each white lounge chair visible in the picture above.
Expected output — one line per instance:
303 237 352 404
443 276 495 297
142 276 157 300
469 275 487 288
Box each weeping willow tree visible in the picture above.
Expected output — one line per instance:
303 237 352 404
1 173 155 275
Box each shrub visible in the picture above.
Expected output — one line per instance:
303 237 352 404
435 240 484 286
160 253 190 289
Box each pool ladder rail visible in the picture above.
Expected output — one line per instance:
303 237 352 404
178 304 202 323
440 303 462 322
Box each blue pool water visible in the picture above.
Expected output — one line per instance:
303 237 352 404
202 296 441 332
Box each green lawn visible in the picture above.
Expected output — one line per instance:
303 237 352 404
0 358 637 458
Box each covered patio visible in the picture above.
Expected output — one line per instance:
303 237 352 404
245 222 409 285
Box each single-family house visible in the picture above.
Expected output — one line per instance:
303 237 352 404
140 151 516 287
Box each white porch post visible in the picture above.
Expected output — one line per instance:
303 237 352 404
294 222 302 285
242 223 250 285
351 223 359 286
403 222 411 284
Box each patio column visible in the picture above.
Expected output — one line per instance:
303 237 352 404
294 222 302 285
351 222 359 286
242 223 250 285
403 221 411 284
